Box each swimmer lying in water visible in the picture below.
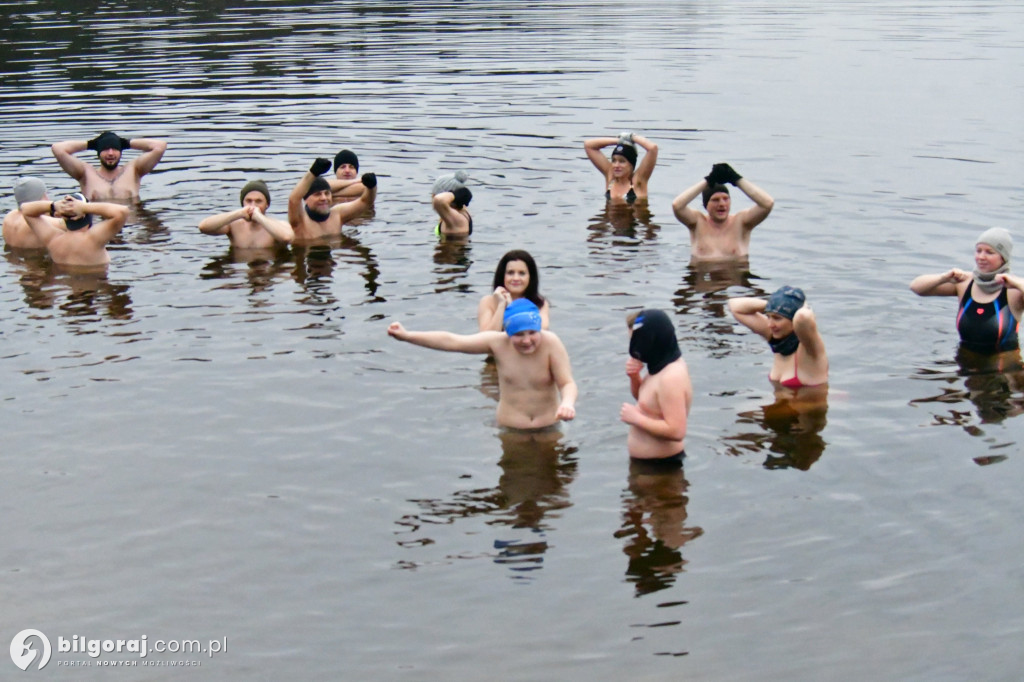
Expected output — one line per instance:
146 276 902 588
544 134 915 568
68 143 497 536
388 299 577 430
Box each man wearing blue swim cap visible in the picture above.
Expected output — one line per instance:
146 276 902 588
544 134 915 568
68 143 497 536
387 298 578 429
51 131 167 201
288 157 377 243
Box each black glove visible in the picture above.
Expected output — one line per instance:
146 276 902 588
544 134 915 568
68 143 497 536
714 162 742 185
119 136 132 150
361 172 377 189
309 158 332 176
451 187 473 209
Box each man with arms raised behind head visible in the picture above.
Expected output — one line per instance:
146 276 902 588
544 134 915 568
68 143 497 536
671 162 774 260
388 299 578 430
288 157 377 243
51 131 167 202
20 193 129 268
199 180 294 248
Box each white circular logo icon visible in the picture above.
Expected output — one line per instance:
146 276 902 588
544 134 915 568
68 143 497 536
10 629 51 671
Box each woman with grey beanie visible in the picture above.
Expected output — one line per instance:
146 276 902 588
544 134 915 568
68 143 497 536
911 227 1024 355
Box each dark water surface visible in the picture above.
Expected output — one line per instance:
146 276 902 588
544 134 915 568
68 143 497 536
2 1 1024 679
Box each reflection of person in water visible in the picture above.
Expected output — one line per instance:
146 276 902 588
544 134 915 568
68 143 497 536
585 200 660 245
673 262 761 358
617 460 702 597
394 430 578 576
910 352 1024 459
432 237 473 294
727 388 830 470
5 249 133 319
287 229 382 304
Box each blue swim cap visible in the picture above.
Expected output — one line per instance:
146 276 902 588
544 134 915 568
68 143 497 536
504 298 542 336
765 286 806 320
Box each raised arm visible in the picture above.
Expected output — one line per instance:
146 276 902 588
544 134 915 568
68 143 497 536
671 179 707 229
583 137 617 174
477 289 511 331
734 176 775 230
20 199 66 245
631 134 658 185
126 138 168 178
728 296 771 338
910 269 969 297
387 322 499 355
331 173 377 224
51 139 89 181
289 158 331 227
251 208 294 244
432 190 463 225
793 306 826 359
77 199 129 244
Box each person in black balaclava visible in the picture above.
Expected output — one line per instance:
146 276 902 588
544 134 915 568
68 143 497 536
621 309 692 467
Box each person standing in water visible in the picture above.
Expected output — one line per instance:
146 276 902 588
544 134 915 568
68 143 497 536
621 309 692 466
199 180 294 248
388 299 577 430
51 131 167 201
3 177 65 249
728 286 829 389
911 227 1024 356
584 132 658 203
20 192 129 268
478 249 550 331
671 162 774 260
288 157 377 243
329 149 377 207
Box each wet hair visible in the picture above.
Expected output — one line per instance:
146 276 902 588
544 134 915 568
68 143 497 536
492 249 545 308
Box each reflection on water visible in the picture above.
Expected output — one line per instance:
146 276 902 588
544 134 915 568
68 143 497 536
432 237 474 294
395 430 578 578
910 350 1024 464
673 260 765 358
724 386 830 470
200 247 295 298
586 201 661 248
615 461 702 597
5 250 134 322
